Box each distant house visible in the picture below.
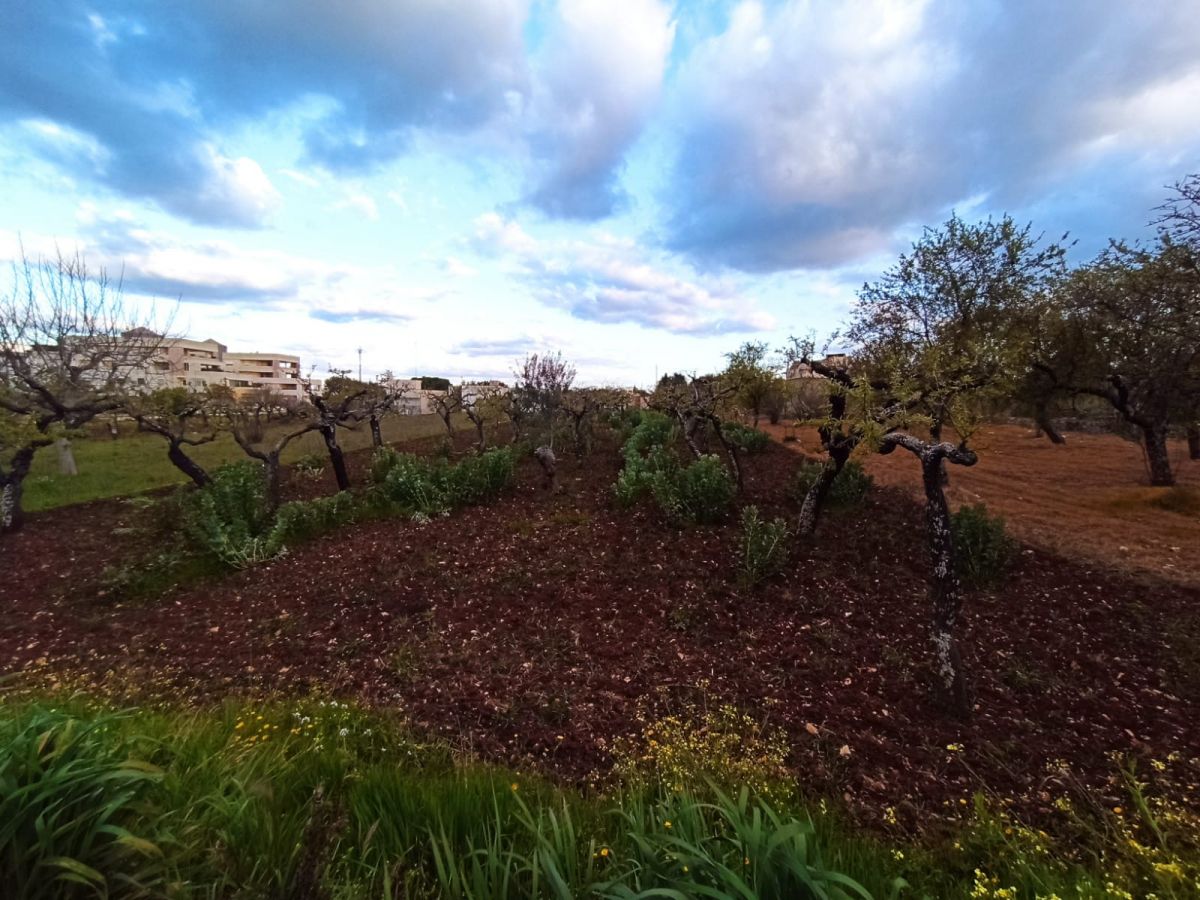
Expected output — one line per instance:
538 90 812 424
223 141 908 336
786 353 850 381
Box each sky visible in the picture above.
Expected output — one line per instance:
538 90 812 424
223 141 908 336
1 0 1198 386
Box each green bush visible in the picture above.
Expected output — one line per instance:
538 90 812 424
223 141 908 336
269 491 361 549
615 413 734 523
373 447 516 518
723 422 770 454
739 505 791 588
444 447 516 507
654 454 736 525
184 461 278 568
952 503 1017 588
0 707 168 900
792 459 873 509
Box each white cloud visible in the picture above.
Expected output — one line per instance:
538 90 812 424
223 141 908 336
469 214 774 335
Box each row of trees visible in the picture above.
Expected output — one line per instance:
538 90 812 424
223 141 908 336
776 175 1200 717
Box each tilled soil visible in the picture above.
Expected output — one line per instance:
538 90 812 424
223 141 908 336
2 432 1197 835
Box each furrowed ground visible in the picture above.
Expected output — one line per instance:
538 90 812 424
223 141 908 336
766 423 1200 585
2 425 1197 843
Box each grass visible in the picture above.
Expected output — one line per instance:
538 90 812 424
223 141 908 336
2 697 1196 899
23 413 466 513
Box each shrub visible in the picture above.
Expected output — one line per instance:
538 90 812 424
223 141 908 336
723 422 770 454
269 492 361 549
368 446 401 484
184 461 277 568
373 448 516 517
739 505 791 588
444 447 516 507
292 452 326 480
953 503 1017 588
0 707 168 899
654 454 736 525
792 459 873 509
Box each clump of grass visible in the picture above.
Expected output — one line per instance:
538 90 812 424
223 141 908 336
739 505 791 588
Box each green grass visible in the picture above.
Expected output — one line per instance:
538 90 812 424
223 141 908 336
23 413 466 513
2 698 1195 899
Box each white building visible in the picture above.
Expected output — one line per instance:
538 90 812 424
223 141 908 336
120 329 304 397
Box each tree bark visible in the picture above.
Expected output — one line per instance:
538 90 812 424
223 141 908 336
369 415 383 448
167 440 212 488
1 446 36 534
879 434 977 718
1187 425 1200 461
1033 402 1066 445
1141 424 1175 486
320 424 351 491
264 455 283 515
796 447 850 537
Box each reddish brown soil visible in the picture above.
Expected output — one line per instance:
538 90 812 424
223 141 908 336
2 431 1198 835
769 423 1200 586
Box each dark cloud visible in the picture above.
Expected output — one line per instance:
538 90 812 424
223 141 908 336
663 0 1200 271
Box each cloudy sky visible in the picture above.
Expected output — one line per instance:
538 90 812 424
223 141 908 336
2 1 1198 385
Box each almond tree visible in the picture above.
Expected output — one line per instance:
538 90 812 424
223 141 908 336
305 373 370 491
653 374 744 489
461 383 506 452
512 351 576 448
843 214 1064 717
217 388 317 513
125 387 217 487
1 250 164 533
430 385 464 444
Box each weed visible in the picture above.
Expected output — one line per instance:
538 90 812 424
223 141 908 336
739 505 792 588
952 503 1017 589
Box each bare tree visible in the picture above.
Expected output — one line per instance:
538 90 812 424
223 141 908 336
125 387 217 488
653 374 744 489
305 373 370 492
460 383 506 452
218 390 317 513
1 250 164 533
430 385 464 444
512 351 576 447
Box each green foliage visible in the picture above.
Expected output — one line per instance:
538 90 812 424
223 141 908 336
184 460 277 567
652 454 736 525
952 503 1017 588
739 505 791 588
269 491 361 549
0 707 167 900
615 414 734 524
723 422 771 454
793 460 873 509
371 447 516 518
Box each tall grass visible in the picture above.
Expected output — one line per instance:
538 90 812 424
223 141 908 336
2 699 1194 898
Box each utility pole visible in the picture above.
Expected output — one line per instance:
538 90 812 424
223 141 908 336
357 347 363 382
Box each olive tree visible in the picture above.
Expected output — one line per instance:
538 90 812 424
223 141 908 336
1 250 164 533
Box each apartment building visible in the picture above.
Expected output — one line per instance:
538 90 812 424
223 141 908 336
120 329 303 397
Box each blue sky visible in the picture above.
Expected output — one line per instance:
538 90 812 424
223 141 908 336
2 0 1198 385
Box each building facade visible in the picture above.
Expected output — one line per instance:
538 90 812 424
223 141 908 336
121 329 303 397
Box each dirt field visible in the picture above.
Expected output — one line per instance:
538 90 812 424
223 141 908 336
770 423 1200 586
3 430 1197 835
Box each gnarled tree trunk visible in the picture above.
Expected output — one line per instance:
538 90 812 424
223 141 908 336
1187 425 1199 461
880 434 978 718
167 440 212 488
1141 423 1174 486
796 443 852 537
320 424 351 491
369 414 383 448
1033 401 1066 445
1 446 38 534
